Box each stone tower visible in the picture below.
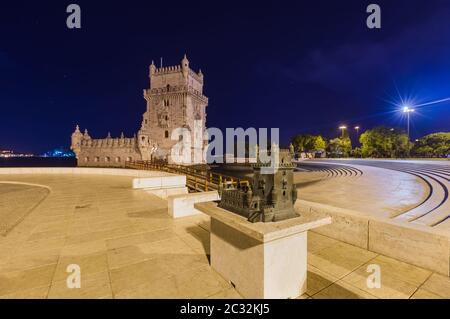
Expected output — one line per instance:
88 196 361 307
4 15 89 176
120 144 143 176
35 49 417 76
138 54 208 163
70 54 208 168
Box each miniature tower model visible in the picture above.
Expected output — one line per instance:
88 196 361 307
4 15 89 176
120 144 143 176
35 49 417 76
219 146 299 223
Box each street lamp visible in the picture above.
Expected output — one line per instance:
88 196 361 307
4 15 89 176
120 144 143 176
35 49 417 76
402 106 415 140
354 126 360 135
339 125 347 138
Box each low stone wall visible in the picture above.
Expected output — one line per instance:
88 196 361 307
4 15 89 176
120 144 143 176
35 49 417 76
0 168 187 199
0 167 170 178
132 175 188 199
296 199 450 276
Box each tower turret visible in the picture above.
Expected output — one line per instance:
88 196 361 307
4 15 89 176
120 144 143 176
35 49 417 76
70 125 83 158
181 54 189 79
83 129 91 140
149 60 156 76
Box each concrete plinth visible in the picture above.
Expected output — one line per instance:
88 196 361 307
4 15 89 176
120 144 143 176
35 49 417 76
168 191 220 218
195 202 331 299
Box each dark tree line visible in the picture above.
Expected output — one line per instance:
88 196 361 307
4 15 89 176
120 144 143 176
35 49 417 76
291 127 450 158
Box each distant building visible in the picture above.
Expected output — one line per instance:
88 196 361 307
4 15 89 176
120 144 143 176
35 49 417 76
71 55 208 167
41 148 75 158
0 150 14 158
0 150 33 158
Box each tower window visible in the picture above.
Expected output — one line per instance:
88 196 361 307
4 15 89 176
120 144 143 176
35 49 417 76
165 130 169 138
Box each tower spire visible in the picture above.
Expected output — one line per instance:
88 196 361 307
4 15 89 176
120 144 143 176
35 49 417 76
181 54 189 78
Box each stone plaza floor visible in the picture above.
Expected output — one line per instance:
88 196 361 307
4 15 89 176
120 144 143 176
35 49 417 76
0 174 449 299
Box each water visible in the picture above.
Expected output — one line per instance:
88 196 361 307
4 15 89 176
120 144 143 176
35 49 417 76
0 157 77 167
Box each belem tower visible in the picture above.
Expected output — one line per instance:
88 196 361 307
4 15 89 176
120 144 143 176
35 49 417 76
70 55 208 167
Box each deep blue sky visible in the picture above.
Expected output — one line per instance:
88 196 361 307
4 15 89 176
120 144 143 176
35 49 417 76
1 0 449 153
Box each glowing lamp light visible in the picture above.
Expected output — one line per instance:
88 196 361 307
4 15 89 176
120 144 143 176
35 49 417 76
402 106 415 113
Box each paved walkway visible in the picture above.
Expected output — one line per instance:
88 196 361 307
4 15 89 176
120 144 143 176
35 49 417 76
0 183 49 235
295 163 427 219
296 160 450 231
0 173 449 298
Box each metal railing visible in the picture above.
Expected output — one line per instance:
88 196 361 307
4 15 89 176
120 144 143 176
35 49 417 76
125 160 250 192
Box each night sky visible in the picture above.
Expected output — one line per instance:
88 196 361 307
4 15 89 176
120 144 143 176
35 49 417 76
1 0 450 153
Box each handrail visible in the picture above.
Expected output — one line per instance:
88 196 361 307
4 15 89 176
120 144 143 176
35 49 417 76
125 160 250 192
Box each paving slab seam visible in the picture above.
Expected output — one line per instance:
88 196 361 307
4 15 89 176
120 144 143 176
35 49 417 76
105 244 115 299
408 271 435 299
0 182 52 237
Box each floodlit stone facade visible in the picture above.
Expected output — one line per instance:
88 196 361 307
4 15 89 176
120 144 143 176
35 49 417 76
71 55 208 167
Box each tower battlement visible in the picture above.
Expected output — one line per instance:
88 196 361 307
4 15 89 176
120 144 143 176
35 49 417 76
149 55 204 92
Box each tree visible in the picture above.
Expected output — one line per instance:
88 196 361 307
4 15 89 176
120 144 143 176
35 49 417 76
328 137 352 157
313 136 327 151
412 132 450 157
359 126 409 158
291 134 327 153
351 147 362 158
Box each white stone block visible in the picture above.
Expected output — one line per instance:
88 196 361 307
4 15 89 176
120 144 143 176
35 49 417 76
210 218 307 298
168 191 220 218
195 202 331 299
160 175 186 188
132 175 186 190
146 187 188 199
132 177 162 189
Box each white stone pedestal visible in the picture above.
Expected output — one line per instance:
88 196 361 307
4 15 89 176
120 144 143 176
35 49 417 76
168 191 220 218
195 202 331 299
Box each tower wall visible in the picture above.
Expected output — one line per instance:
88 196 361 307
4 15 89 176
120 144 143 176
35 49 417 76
76 136 141 168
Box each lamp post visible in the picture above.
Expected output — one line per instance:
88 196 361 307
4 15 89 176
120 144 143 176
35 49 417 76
354 126 360 146
403 106 415 157
402 106 415 140
339 125 347 138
